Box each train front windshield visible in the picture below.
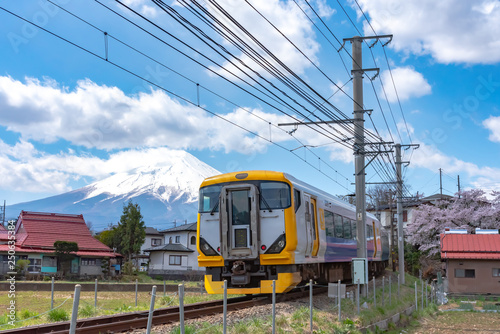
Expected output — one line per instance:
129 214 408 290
198 181 291 213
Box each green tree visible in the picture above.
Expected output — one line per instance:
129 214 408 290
97 226 122 253
54 241 79 276
119 201 146 261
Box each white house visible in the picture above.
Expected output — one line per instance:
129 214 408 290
134 227 163 271
144 222 204 279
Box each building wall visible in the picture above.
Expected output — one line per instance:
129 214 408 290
79 257 103 276
446 259 500 294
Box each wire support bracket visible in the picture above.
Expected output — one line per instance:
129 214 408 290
338 34 393 52
352 68 380 81
278 119 356 126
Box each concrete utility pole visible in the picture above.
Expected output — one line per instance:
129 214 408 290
352 37 368 287
439 168 443 199
458 175 461 198
395 144 405 284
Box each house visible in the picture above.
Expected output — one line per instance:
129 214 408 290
440 230 500 294
144 222 203 279
134 227 163 271
0 211 120 277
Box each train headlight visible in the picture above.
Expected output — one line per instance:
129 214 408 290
199 237 218 256
265 234 286 254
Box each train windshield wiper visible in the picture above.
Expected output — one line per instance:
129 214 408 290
210 199 219 215
260 193 273 212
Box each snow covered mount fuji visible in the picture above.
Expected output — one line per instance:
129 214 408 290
6 151 220 229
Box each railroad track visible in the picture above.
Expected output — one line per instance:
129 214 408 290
3 287 328 334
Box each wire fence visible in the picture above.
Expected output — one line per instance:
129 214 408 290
1 274 437 333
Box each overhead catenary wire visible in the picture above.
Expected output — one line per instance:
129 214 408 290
0 4 354 192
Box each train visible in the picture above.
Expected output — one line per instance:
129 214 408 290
197 171 389 294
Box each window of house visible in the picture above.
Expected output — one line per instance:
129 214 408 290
403 210 408 222
169 237 172 244
151 238 162 246
175 236 180 243
42 256 57 267
190 236 196 245
27 258 41 272
169 255 182 266
455 269 475 278
493 268 500 277
81 258 97 266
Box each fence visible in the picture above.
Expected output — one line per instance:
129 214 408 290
1 274 436 333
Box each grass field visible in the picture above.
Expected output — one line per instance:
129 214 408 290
0 289 225 330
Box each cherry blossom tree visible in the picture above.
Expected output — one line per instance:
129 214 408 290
407 189 500 255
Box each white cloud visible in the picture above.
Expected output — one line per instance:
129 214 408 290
0 75 353 156
355 0 500 64
483 115 500 142
380 67 431 102
121 0 160 17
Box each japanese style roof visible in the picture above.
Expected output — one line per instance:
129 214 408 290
143 243 194 253
0 211 119 258
160 222 197 233
145 227 162 235
440 233 500 260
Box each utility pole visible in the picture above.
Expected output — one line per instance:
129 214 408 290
388 191 396 271
439 168 443 199
395 144 405 284
352 37 367 291
458 175 461 198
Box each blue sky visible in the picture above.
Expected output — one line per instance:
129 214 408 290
0 0 499 206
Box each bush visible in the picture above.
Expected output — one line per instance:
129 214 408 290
122 261 135 276
20 309 39 320
47 309 69 322
79 304 96 317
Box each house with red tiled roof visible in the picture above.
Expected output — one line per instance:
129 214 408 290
0 211 120 277
441 231 500 294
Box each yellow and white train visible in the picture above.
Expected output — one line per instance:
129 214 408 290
197 171 389 294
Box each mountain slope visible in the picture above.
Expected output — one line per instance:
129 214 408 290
6 151 220 229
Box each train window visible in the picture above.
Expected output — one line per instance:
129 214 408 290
199 185 222 212
334 214 343 238
367 224 373 238
310 202 316 240
343 219 351 239
351 220 357 240
294 189 301 212
324 210 334 237
260 182 291 209
231 190 250 226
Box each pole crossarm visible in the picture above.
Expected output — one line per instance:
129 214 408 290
352 68 380 81
338 34 393 52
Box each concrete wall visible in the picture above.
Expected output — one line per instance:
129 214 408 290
446 259 500 294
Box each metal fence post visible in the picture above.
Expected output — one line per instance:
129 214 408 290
357 279 360 315
50 277 55 310
146 285 156 334
382 276 385 307
135 279 138 307
373 276 376 308
389 275 392 305
273 280 276 334
163 280 166 297
223 280 227 334
337 280 341 322
179 284 185 334
397 274 400 300
69 284 81 334
421 280 424 310
415 281 418 311
94 278 98 309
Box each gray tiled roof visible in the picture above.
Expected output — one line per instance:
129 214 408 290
143 243 194 253
160 222 197 233
145 227 162 235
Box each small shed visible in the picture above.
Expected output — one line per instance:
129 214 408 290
441 232 500 294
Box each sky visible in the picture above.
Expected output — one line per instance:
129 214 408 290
0 0 499 206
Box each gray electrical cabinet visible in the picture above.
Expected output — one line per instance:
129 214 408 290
352 258 367 284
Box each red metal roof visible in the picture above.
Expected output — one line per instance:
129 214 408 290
440 233 500 260
0 211 117 257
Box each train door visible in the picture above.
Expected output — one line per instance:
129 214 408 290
310 198 319 257
304 194 313 256
220 184 259 259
